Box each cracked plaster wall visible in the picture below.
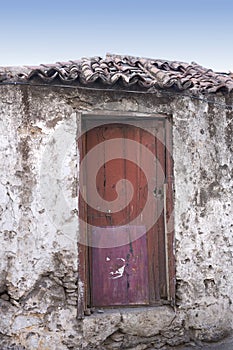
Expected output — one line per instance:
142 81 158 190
0 85 232 349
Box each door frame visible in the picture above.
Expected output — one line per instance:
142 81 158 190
77 111 175 317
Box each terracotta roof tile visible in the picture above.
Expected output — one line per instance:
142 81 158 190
0 54 233 93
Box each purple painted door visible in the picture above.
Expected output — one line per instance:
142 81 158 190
83 121 167 307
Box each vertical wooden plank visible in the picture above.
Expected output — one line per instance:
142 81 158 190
155 120 167 298
102 124 127 227
85 123 106 306
124 123 157 302
139 121 160 303
77 123 88 318
86 123 127 228
124 125 147 229
165 118 175 303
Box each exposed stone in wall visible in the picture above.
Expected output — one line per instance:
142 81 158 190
0 84 232 349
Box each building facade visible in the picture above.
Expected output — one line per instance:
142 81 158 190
0 55 232 349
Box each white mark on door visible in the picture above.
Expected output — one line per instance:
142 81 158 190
105 256 126 280
108 258 126 279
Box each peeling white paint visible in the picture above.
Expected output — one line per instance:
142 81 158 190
109 258 126 279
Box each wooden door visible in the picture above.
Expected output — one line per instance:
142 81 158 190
80 118 170 307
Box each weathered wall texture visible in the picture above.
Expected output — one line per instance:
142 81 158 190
0 84 232 349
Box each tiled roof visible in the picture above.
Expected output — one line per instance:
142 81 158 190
0 54 233 93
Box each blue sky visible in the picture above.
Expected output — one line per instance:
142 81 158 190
0 0 232 72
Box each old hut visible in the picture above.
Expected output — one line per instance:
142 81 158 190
0 54 232 349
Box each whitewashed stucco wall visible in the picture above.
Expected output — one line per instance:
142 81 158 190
0 85 232 349
173 97 233 341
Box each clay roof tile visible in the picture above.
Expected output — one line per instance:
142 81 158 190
0 54 233 93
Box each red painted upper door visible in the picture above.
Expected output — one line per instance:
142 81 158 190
83 119 167 307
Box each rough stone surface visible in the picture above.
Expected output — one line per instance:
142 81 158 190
82 312 122 347
120 307 175 336
0 84 232 349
